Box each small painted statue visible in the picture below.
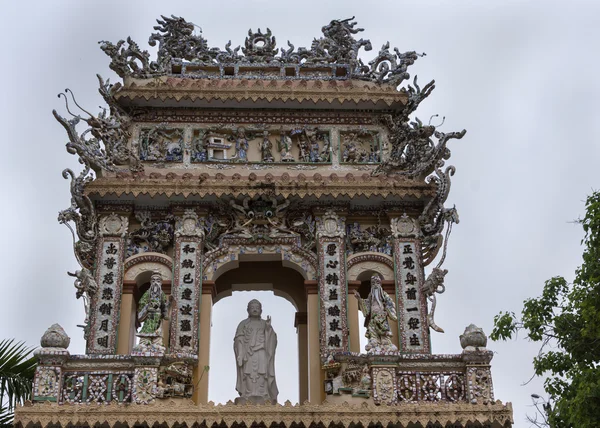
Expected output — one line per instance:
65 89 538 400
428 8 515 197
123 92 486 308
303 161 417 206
135 271 171 352
278 130 295 162
192 130 207 162
260 131 274 162
320 134 332 162
297 132 310 162
354 274 398 353
234 127 249 162
308 132 321 163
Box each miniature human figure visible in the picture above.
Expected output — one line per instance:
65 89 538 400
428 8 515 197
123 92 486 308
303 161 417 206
192 130 207 162
135 271 171 351
354 274 398 353
260 130 274 162
233 127 249 162
308 132 321 163
278 130 294 162
297 133 310 162
234 299 279 404
320 134 332 162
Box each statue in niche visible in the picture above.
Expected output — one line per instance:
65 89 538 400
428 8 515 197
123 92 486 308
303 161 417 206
278 129 295 162
192 130 207 162
342 133 369 163
354 275 398 353
234 299 279 404
307 131 322 162
232 127 249 162
320 133 332 162
297 131 310 162
260 130 274 162
134 271 172 353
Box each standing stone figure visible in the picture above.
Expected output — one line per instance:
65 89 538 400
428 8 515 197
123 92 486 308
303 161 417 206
134 271 171 352
234 299 279 404
354 275 398 353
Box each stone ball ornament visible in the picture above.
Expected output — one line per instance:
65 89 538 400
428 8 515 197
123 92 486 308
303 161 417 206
40 323 71 349
460 324 488 350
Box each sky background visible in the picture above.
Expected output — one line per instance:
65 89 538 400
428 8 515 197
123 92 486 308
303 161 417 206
1 1 599 426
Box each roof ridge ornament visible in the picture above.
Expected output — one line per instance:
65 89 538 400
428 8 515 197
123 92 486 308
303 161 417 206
98 15 422 86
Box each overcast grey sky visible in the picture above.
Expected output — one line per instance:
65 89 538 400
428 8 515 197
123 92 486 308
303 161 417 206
1 1 599 426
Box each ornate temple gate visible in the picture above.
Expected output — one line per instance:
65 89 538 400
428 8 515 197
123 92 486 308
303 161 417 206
16 15 513 428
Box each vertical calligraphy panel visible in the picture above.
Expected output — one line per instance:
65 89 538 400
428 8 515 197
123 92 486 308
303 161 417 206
395 238 430 353
316 210 348 356
87 237 124 354
170 210 204 355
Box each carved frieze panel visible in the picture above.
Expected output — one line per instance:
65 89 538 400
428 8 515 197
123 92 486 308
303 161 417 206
61 371 133 404
372 366 397 405
466 366 494 404
87 238 124 354
346 220 392 255
139 126 184 162
126 211 175 257
340 130 381 164
133 367 158 404
394 237 430 353
397 371 466 403
33 367 61 402
189 126 333 164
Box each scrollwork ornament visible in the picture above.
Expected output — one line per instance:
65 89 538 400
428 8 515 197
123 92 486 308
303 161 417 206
99 213 129 237
133 367 158 404
175 209 205 238
316 210 345 239
390 214 421 238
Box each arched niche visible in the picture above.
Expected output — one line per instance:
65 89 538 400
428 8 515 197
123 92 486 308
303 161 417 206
347 252 394 282
213 260 307 311
203 241 318 284
123 252 173 283
346 252 397 353
203 246 311 404
117 252 174 355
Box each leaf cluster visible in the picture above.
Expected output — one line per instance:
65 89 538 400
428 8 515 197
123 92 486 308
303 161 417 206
0 339 36 427
491 192 600 428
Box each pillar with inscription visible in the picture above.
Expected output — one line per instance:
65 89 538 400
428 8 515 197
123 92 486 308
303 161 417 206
87 214 128 354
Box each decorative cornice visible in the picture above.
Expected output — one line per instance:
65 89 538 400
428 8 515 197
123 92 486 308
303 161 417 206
15 399 514 428
116 77 408 108
86 173 435 199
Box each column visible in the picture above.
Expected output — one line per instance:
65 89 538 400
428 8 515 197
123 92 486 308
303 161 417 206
391 214 431 353
194 281 215 404
346 281 361 353
87 213 128 354
116 282 136 354
305 280 323 404
295 312 308 404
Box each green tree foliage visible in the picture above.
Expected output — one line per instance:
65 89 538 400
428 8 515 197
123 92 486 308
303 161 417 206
0 339 36 427
491 192 600 427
